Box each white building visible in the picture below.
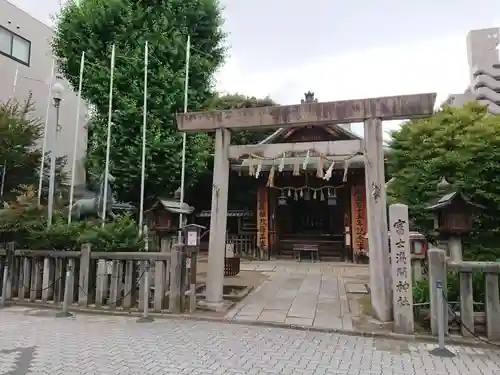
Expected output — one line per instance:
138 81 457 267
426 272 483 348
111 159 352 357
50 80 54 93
0 0 88 186
447 27 500 114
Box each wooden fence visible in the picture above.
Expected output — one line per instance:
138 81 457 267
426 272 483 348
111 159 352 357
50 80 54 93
0 243 188 313
428 247 500 340
227 234 258 258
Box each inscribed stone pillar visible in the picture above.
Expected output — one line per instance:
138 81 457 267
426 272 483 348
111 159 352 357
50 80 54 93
206 128 231 305
389 203 414 334
364 117 392 322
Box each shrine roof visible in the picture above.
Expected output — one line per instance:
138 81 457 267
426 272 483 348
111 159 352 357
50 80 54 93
258 124 361 145
426 191 485 211
195 209 253 218
146 199 195 215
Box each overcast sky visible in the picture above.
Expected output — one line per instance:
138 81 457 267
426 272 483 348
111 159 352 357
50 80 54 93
8 0 500 134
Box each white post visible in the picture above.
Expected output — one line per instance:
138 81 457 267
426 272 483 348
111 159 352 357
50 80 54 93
11 68 18 97
389 203 414 334
177 35 191 243
38 59 56 205
138 41 148 235
68 51 85 225
0 69 19 197
101 44 116 228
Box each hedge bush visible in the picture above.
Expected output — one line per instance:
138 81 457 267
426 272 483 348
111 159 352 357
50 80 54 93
0 185 142 252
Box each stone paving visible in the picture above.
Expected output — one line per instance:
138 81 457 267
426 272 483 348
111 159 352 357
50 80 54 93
0 306 499 374
226 261 370 331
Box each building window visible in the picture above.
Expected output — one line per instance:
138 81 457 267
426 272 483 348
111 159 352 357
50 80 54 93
0 26 31 66
0 28 10 53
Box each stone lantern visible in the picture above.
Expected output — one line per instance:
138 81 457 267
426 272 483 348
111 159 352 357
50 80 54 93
426 177 484 261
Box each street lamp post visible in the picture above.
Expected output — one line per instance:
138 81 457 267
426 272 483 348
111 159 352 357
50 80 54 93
47 80 64 228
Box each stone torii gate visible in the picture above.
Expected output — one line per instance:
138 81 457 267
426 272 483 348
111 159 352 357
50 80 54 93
176 93 436 321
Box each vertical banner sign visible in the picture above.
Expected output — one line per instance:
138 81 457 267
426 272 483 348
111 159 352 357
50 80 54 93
256 186 269 251
350 186 367 257
267 188 277 255
389 203 414 334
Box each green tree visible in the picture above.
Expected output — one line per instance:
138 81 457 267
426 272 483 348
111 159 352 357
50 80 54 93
387 102 500 259
52 0 226 204
0 98 66 203
186 93 277 209
204 93 277 145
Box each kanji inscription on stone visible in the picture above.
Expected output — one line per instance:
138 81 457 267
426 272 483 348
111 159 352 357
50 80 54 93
389 203 414 334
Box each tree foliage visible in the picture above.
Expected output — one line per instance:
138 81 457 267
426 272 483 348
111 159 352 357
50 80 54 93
52 0 226 204
204 93 278 145
387 103 500 259
186 93 277 209
0 99 66 203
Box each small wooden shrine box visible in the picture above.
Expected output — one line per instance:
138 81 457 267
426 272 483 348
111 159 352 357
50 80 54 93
427 191 482 234
145 198 195 235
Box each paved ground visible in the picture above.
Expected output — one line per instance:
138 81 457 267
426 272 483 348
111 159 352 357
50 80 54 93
0 306 498 375
226 261 370 331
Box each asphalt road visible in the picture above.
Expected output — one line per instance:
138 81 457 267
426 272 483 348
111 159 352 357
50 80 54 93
0 306 498 375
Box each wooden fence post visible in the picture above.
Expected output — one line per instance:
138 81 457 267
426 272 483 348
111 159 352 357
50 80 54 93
29 257 43 301
169 244 183 313
485 272 500 340
5 242 14 300
19 256 31 301
78 244 91 307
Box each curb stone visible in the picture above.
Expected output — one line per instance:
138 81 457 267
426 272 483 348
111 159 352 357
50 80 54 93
3 300 498 349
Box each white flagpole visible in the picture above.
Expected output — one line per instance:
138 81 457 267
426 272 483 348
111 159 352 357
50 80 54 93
67 51 85 225
178 35 191 243
10 68 18 97
0 69 19 198
138 41 148 235
37 59 56 205
101 44 116 228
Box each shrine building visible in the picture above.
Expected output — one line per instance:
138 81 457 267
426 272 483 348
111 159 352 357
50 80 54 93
194 92 389 263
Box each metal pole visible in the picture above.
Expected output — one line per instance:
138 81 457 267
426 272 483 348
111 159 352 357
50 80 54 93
138 41 148 235
38 59 56 205
56 261 73 318
136 262 155 322
0 162 6 198
189 250 197 313
429 280 455 357
47 102 60 228
137 225 154 322
177 35 191 244
0 68 19 198
11 68 18 97
436 281 445 348
68 51 85 225
102 44 116 228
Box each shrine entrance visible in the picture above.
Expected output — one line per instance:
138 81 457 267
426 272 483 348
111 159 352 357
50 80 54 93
229 105 366 261
176 93 436 322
